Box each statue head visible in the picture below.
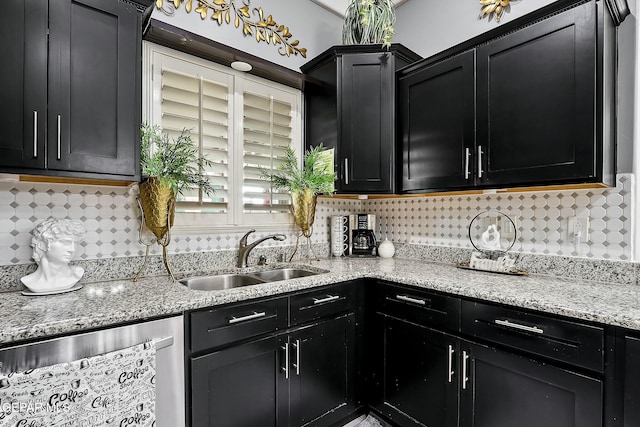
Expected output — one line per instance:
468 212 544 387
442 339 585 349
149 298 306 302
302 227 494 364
31 218 86 263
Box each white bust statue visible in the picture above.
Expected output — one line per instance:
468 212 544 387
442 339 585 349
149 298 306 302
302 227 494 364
21 218 86 293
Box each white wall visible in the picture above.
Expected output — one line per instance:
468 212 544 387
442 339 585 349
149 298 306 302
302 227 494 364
151 0 343 71
393 0 558 58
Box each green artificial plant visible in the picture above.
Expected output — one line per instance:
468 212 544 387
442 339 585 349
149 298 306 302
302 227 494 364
342 0 396 48
261 145 336 196
140 122 216 197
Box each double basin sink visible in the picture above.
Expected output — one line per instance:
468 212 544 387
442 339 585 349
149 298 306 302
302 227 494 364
179 267 325 291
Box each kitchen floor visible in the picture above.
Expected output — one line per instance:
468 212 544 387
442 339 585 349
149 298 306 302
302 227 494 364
342 414 389 427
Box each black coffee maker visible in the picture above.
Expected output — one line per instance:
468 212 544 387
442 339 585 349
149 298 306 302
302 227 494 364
349 214 377 257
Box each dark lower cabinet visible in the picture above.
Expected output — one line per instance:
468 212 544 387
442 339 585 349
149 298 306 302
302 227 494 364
371 315 458 427
189 283 358 427
289 314 356 427
191 335 287 427
459 341 602 427
624 335 640 426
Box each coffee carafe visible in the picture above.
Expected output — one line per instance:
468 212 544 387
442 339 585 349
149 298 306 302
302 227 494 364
348 214 377 257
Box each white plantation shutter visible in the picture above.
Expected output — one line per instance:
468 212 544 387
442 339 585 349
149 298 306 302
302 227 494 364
242 85 297 216
144 43 301 230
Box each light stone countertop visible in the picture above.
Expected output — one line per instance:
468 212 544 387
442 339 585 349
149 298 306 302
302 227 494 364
1 257 640 346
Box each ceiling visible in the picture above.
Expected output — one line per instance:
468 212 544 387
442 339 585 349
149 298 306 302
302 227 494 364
311 0 410 17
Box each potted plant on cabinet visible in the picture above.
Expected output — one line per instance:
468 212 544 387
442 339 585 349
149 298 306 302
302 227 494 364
135 123 216 280
342 0 396 47
261 145 335 259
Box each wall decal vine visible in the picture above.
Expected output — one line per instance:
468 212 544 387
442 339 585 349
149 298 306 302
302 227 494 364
155 0 307 58
478 0 514 23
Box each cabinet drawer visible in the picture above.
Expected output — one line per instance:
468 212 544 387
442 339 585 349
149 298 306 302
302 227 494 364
190 297 287 353
461 300 604 372
375 282 460 332
289 282 354 326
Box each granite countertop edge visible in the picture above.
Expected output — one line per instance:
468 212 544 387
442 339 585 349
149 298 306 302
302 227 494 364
2 257 640 346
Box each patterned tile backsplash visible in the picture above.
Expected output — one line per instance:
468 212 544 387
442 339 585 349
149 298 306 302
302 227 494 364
0 173 634 266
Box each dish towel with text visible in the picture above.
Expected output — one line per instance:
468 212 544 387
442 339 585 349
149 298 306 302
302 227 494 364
0 341 156 426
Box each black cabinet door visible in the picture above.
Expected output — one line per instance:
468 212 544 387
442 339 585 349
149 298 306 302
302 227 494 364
48 0 139 178
371 315 458 427
399 51 475 193
0 0 47 170
191 334 288 427
289 314 356 427
624 335 640 426
341 53 395 193
459 341 602 427
476 1 596 187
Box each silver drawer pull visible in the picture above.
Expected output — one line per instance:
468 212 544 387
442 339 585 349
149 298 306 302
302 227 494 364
229 311 266 324
462 351 469 390
57 115 61 160
494 319 544 334
396 295 426 305
282 343 289 379
447 344 455 383
313 295 340 305
33 111 38 158
344 158 349 185
464 147 471 179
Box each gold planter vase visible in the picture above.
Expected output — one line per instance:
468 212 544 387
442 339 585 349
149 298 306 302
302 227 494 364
135 177 177 281
291 189 317 238
290 189 317 261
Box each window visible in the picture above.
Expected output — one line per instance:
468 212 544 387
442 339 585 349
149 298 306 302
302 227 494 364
143 43 302 232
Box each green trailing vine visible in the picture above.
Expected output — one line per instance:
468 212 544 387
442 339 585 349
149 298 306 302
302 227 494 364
156 0 307 58
342 0 396 48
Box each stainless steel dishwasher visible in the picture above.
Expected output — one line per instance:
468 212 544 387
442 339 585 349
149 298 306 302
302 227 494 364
0 315 185 427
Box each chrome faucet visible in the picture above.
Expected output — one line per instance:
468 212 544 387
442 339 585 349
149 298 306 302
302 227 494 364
237 229 286 268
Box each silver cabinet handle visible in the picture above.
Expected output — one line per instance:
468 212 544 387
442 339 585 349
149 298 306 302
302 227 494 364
344 158 349 185
282 343 289 379
447 344 455 383
228 311 266 324
494 319 544 334
56 114 61 160
464 147 471 179
477 145 483 178
396 295 426 306
292 339 300 376
462 350 469 390
33 111 38 158
313 295 340 305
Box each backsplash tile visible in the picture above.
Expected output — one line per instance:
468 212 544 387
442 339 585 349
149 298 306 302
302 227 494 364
0 182 359 265
364 174 633 261
0 174 634 269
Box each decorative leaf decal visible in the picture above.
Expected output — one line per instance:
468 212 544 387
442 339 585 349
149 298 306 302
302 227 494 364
156 0 307 58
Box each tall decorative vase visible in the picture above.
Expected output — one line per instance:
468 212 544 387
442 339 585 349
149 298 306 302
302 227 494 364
134 177 177 281
290 188 318 260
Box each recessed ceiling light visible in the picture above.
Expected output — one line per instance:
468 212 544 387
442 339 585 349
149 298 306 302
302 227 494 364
231 61 252 72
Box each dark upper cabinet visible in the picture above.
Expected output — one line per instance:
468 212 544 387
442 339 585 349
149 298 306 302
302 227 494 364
476 1 600 187
400 51 475 192
302 45 421 194
0 0 48 170
399 0 617 193
0 0 151 181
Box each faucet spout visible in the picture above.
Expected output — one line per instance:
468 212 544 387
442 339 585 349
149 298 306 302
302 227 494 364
237 230 287 268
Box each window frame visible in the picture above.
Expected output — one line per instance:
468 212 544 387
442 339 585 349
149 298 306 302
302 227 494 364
142 42 302 234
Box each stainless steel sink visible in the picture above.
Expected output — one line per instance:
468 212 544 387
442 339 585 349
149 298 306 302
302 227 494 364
251 268 320 282
179 267 324 291
179 274 266 291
